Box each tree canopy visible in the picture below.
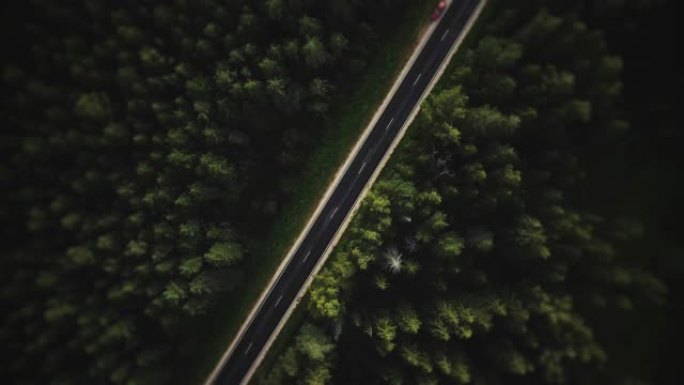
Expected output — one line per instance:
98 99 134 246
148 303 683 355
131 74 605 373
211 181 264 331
259 2 666 385
0 0 413 383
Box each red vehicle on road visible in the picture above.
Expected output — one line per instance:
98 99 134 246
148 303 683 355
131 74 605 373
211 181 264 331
431 0 447 21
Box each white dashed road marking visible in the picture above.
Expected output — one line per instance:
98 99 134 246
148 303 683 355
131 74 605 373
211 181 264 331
441 28 450 41
358 162 367 175
385 118 394 130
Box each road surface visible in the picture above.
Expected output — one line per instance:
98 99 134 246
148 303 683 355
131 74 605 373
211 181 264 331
210 1 483 383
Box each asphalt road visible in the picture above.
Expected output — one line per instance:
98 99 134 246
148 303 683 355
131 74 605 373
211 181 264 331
212 1 482 383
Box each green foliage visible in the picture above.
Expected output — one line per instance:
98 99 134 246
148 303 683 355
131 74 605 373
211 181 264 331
396 304 421 334
203 241 243 267
436 232 465 258
74 92 111 121
260 2 666 385
0 0 417 383
262 323 335 385
303 37 328 69
296 324 334 361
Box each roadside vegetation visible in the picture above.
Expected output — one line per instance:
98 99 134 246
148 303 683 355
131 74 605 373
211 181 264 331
0 0 431 384
257 1 670 384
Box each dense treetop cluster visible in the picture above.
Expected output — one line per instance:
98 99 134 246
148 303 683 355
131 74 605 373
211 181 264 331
259 3 665 385
0 0 409 383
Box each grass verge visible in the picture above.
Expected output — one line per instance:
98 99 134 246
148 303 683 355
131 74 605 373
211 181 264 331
180 1 437 383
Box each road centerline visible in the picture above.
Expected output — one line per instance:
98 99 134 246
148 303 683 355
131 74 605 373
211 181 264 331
358 162 367 175
441 28 450 41
385 117 395 130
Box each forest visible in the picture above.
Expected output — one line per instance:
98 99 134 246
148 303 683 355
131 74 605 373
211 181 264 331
257 1 681 385
0 0 417 383
2 0 682 384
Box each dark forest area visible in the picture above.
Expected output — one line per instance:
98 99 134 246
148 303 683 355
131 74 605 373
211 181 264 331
0 0 418 383
1 0 682 384
579 0 684 382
